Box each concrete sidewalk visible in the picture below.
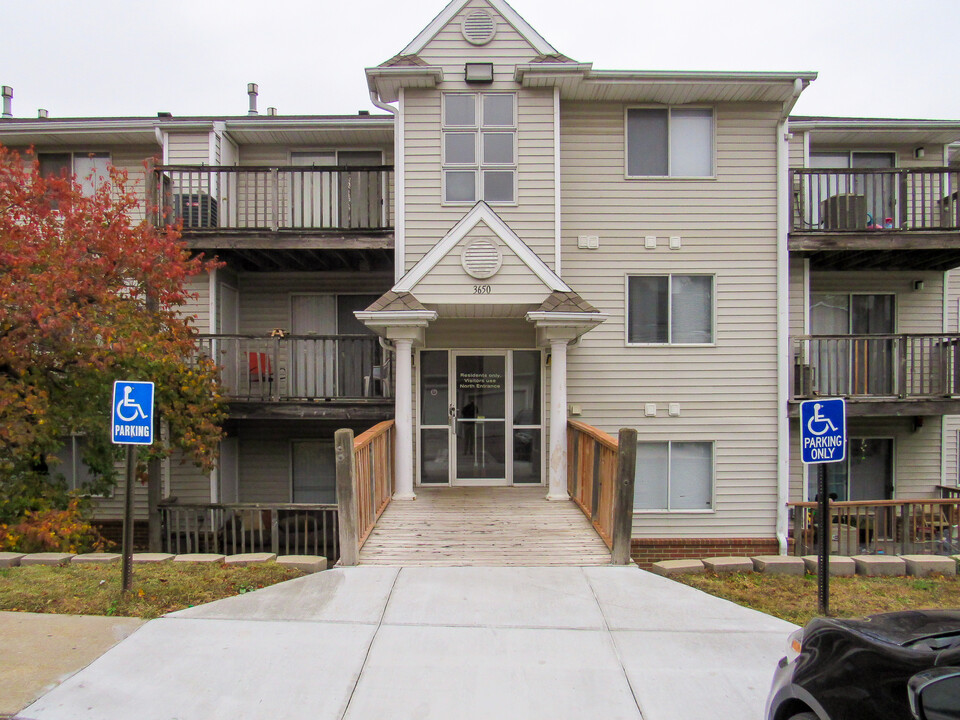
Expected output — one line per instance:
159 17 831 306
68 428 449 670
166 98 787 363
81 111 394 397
0 612 143 719
15 566 796 720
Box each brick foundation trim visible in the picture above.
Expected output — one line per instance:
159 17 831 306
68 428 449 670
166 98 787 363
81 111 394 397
631 538 779 569
92 520 150 551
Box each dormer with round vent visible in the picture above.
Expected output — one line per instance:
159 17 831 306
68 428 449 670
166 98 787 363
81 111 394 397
462 10 497 46
461 238 503 279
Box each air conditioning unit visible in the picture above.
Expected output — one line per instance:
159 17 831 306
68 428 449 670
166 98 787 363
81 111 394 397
174 193 218 228
820 194 867 230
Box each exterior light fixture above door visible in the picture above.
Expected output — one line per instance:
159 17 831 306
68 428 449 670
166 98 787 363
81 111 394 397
465 63 494 84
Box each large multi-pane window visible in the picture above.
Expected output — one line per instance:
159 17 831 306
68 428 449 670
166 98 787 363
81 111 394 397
627 275 714 344
38 152 111 196
626 108 714 177
634 441 714 511
443 93 516 203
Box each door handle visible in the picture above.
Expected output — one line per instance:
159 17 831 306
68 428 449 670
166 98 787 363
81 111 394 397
449 404 457 422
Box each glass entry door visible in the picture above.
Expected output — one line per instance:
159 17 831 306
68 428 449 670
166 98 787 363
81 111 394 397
418 350 543 487
454 354 507 485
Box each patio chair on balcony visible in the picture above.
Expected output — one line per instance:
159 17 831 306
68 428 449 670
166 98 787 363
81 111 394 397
249 352 274 397
364 355 392 397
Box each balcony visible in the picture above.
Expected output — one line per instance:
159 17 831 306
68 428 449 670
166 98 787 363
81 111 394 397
197 334 393 420
790 167 960 270
791 334 960 415
150 165 395 265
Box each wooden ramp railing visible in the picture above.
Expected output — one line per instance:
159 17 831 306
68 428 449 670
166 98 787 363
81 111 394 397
567 421 637 565
335 421 395 566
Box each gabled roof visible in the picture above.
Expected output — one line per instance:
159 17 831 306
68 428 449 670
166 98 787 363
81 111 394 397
394 201 570 294
365 291 427 313
399 0 557 57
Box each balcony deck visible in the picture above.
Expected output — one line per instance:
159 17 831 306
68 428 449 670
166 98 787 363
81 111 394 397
790 167 960 270
151 164 395 270
198 334 394 420
790 333 960 416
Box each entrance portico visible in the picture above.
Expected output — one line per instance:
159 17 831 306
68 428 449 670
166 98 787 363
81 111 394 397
357 203 605 502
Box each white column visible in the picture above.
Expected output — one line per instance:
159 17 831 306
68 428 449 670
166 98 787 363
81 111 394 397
393 337 416 500
547 338 568 500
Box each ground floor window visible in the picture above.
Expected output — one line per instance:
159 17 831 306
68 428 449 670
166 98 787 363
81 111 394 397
807 437 894 501
634 441 713 511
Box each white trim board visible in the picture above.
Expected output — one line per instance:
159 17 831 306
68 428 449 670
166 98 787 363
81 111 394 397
394 201 571 294
401 0 557 57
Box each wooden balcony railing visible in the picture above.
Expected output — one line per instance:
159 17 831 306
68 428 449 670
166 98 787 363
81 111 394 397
196 334 389 401
153 165 394 232
793 334 960 399
335 421 395 566
159 502 339 559
791 167 959 233
567 420 637 564
790 498 960 557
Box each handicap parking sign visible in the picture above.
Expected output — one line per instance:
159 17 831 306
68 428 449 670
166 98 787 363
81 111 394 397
800 398 846 465
111 381 155 445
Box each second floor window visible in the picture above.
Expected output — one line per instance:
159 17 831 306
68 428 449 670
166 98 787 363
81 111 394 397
627 274 714 344
38 152 111 197
443 93 516 204
626 107 714 178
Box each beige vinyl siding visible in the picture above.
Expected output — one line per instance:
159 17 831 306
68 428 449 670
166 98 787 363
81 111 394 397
235 422 352 503
788 130 806 169
942 269 960 489
167 450 211 505
560 101 782 539
789 416 943 502
809 271 944 333
416 0 540 83
167 133 211 164
235 272 393 335
412 223 551 305
944 417 960 488
181 273 212 333
403 86 557 275
789 259 807 337
808 143 949 171
88 459 148 521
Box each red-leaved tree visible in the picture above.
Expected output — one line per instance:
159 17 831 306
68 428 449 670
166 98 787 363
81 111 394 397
0 145 225 521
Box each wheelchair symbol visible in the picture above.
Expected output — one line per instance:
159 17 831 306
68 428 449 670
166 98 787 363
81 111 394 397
115 385 148 422
806 403 838 436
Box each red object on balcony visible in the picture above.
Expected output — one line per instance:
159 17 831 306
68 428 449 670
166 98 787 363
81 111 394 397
248 352 273 383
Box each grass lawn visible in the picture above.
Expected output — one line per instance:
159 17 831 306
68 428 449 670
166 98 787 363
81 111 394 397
675 571 960 626
0 563 306 620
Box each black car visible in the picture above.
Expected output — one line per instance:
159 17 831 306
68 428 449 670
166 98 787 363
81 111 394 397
765 610 960 720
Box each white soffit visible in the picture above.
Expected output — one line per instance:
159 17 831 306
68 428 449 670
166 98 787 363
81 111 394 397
788 118 960 147
516 67 817 105
401 0 557 56
394 201 570 294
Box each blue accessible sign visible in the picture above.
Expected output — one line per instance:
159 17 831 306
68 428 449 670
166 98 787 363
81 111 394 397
800 398 846 464
111 381 155 445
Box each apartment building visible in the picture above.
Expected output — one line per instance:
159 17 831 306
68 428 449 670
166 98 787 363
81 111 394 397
1 0 958 562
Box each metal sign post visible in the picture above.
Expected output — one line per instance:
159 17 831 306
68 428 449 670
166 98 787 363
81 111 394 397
800 398 846 616
111 381 155 593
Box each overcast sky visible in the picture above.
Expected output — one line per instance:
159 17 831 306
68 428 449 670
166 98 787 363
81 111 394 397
2 0 958 121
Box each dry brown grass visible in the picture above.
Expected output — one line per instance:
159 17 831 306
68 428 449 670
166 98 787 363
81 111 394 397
0 562 305 619
675 571 960 626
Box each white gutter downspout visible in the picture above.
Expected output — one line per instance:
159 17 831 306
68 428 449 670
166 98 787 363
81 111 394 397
369 88 402 283
777 79 805 555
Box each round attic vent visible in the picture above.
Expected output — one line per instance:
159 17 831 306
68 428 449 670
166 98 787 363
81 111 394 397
461 238 502 279
462 10 497 46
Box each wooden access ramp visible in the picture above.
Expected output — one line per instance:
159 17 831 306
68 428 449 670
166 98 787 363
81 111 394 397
357 487 612 566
